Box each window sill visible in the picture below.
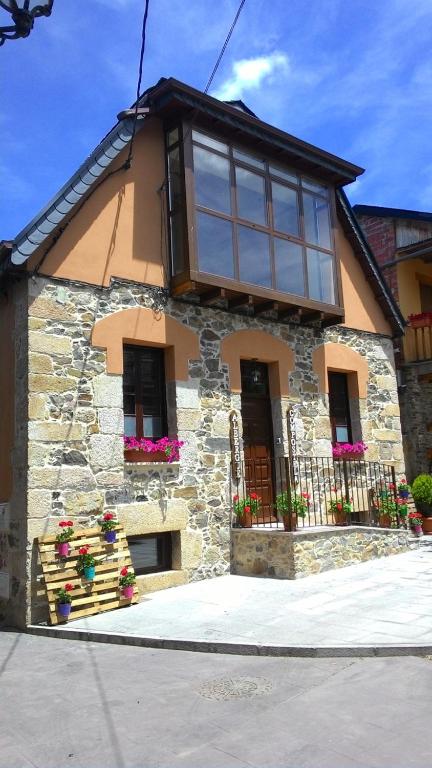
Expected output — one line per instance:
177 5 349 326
124 461 180 468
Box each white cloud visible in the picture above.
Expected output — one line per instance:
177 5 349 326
212 52 289 101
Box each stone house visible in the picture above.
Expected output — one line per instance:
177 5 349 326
0 78 405 628
354 205 432 479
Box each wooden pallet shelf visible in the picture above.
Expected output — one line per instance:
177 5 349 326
36 525 138 625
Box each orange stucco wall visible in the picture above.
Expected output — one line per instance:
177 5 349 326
336 223 392 336
91 307 200 379
0 295 14 501
220 330 294 397
26 117 168 288
312 343 369 399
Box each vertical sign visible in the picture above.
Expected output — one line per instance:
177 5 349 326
229 411 242 480
286 405 299 484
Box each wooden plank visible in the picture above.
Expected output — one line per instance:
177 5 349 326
50 592 139 625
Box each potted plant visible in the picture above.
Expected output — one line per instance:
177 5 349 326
332 442 368 461
396 498 408 526
55 520 74 557
411 474 432 534
328 495 352 525
377 492 398 528
56 582 75 619
123 436 184 463
398 479 410 500
119 566 136 599
233 493 261 527
76 546 96 581
408 510 424 537
275 491 309 531
99 512 118 543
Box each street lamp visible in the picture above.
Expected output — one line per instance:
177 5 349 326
0 1 54 45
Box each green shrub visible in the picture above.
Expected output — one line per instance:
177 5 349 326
411 475 432 505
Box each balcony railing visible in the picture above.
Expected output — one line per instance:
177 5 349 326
404 324 432 363
230 455 402 530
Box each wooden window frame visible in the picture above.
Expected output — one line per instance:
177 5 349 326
123 345 168 441
167 121 344 315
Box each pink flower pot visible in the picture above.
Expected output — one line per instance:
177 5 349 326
122 585 134 599
57 542 70 557
414 524 423 537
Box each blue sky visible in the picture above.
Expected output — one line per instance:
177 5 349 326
1 0 431 239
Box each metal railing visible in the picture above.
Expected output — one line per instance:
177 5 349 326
230 455 402 530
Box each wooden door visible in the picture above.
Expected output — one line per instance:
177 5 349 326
240 361 276 523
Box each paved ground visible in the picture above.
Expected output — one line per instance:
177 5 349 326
1 631 432 768
43 545 432 653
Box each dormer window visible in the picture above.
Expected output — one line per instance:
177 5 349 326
166 124 341 317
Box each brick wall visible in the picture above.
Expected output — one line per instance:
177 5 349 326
356 215 399 304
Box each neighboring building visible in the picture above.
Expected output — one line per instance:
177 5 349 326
0 78 404 628
354 205 432 480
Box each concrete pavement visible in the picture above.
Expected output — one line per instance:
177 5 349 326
31 544 432 655
1 631 432 768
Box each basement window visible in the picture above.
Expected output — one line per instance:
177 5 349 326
127 533 172 575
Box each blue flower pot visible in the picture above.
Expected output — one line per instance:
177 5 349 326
399 490 409 500
104 530 117 544
83 565 95 581
58 602 71 618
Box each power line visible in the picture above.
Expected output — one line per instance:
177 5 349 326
203 0 247 95
125 0 151 169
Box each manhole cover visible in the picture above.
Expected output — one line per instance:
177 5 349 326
198 676 273 701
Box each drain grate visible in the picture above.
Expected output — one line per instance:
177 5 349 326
198 676 273 701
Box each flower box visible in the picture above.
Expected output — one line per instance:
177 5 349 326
408 312 432 329
124 449 168 463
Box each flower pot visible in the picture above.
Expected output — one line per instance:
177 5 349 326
422 516 432 535
333 510 347 526
57 542 70 557
122 585 134 599
399 490 409 500
379 513 392 528
414 524 424 537
124 449 168 463
57 602 72 618
239 509 253 528
83 565 95 581
282 513 297 532
104 530 117 544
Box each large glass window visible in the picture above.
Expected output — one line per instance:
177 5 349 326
188 130 338 306
123 346 167 440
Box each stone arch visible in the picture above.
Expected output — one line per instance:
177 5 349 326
220 329 294 397
312 342 368 399
91 307 200 380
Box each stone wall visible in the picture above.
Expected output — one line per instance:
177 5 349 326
399 366 432 480
8 273 405 625
231 526 412 579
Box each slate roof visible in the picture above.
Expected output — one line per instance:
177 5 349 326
353 204 432 223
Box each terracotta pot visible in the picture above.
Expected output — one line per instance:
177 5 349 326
334 510 347 526
379 513 392 528
422 516 432 535
239 509 253 528
124 449 168 463
282 513 297 532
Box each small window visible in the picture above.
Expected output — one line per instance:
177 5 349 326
329 372 352 443
123 346 167 440
128 533 172 575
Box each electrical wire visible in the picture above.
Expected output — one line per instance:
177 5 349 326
203 0 247 95
125 0 151 169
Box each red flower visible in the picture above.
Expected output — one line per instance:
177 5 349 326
66 521 74 527
388 483 395 491
244 506 251 513
59 521 67 528
233 495 239 502
79 547 89 555
65 583 74 591
336 503 342 511
301 492 310 499
120 566 128 577
104 513 114 521
250 493 258 500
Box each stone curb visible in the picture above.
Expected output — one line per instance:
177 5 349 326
26 624 432 658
